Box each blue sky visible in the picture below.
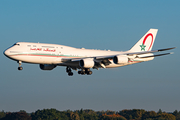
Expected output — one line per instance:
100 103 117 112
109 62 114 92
0 0 180 113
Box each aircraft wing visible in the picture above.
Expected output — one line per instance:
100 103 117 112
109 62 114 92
60 47 175 68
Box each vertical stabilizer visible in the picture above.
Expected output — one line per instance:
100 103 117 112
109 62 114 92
129 29 158 52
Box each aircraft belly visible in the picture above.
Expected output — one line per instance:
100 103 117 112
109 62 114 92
10 55 57 64
58 62 80 68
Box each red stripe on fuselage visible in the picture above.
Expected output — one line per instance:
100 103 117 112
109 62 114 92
9 54 80 58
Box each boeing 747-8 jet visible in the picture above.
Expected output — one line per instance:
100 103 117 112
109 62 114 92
4 29 175 76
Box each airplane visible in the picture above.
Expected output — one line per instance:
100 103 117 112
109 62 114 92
3 29 175 76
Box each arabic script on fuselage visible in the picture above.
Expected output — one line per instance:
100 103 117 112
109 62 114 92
30 48 56 52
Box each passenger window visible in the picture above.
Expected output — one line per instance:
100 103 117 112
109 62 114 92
42 46 54 48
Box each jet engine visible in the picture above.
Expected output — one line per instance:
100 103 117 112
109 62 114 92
39 64 56 70
113 55 129 64
79 58 95 68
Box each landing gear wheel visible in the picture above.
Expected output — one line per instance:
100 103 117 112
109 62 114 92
68 72 73 76
78 68 92 75
81 71 85 75
79 69 85 75
18 67 23 70
85 68 92 75
87 71 92 75
78 71 82 74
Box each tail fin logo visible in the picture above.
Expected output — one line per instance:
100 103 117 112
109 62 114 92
140 33 153 51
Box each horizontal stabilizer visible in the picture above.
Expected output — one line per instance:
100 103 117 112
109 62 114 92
156 47 176 52
127 47 176 56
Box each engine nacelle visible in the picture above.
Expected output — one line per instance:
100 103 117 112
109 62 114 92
113 55 129 64
39 64 56 70
79 58 95 68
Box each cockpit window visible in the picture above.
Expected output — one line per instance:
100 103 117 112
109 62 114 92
13 43 20 46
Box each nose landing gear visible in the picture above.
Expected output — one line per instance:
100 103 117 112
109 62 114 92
18 61 23 70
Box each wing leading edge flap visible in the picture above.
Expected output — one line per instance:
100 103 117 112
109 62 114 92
61 56 113 67
61 55 114 62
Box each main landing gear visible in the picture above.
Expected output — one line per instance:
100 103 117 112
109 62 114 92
66 67 93 76
78 68 92 75
66 67 73 76
18 61 23 70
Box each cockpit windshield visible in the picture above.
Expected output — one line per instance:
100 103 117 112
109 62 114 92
13 43 20 46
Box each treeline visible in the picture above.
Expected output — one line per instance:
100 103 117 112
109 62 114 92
0 109 180 120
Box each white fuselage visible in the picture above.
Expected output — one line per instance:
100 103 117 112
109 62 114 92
4 42 153 68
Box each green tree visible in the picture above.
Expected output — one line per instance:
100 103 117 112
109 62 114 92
78 109 84 120
68 112 80 120
99 114 127 120
141 111 157 120
1 112 31 120
144 118 154 120
173 110 180 120
119 109 145 120
156 113 176 120
31 109 69 120
129 115 132 120
0 111 6 119
157 109 162 114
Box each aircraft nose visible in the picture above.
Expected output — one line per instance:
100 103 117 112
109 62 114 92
3 49 10 56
